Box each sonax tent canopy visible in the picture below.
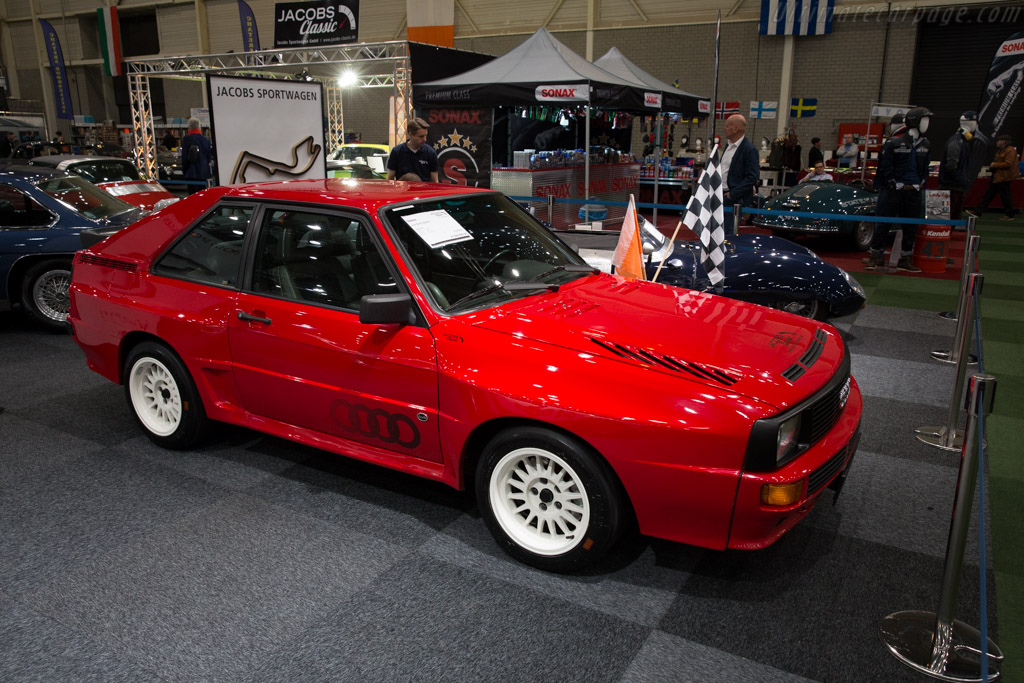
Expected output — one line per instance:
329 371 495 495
594 48 708 116
413 28 646 111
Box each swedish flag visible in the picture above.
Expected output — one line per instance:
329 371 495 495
790 97 817 118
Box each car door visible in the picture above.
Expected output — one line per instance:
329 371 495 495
227 204 443 463
0 182 61 297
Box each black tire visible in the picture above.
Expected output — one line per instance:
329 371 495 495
21 258 72 332
475 426 622 573
850 220 874 251
123 342 208 449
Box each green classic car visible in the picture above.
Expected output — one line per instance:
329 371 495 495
753 181 877 251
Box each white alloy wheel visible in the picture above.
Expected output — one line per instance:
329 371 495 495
488 446 591 556
129 357 183 436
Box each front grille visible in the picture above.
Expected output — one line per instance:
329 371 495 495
589 338 739 386
79 254 137 272
803 375 849 444
808 429 859 494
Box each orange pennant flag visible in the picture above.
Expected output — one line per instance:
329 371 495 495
611 194 647 280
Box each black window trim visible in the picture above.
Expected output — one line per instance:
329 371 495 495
0 182 59 229
240 199 427 327
150 198 258 289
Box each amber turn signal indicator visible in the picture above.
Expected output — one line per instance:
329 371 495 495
760 480 805 506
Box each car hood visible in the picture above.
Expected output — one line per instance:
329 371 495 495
469 275 844 410
762 182 876 216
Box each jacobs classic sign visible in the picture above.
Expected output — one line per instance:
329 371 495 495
273 0 358 48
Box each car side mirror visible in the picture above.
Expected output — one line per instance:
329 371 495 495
359 293 415 326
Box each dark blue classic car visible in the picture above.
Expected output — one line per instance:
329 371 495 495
0 165 144 330
562 217 865 320
752 181 878 251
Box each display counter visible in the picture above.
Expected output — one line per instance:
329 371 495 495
491 163 641 229
638 177 694 212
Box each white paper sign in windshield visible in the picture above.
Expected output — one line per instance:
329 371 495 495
404 210 474 248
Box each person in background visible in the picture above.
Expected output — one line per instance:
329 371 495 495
970 134 1020 220
721 114 760 209
51 130 64 147
0 131 15 158
937 110 976 221
799 161 833 183
162 129 179 150
386 117 438 182
836 133 859 169
862 106 932 272
808 137 824 167
180 117 212 195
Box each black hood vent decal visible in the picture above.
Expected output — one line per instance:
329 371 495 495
782 329 828 382
589 338 739 386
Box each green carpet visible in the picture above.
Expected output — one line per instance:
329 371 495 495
865 215 1023 680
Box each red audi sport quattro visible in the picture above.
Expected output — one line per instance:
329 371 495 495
69 179 861 572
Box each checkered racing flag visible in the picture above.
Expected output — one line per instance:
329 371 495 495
682 144 726 286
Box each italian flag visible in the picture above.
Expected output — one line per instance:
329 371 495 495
98 7 122 77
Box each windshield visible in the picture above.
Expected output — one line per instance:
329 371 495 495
34 176 137 220
329 146 386 161
384 193 591 313
70 160 143 184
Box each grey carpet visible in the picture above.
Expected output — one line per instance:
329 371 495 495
0 305 998 682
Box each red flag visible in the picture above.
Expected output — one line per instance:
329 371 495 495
611 194 647 280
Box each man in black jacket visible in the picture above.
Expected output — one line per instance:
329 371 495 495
938 110 976 221
721 114 760 210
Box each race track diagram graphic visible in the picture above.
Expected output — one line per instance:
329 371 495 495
230 136 322 184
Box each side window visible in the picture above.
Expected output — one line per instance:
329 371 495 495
153 204 253 287
0 183 55 228
250 209 397 310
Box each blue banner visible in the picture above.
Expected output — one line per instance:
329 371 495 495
238 0 261 52
39 19 73 120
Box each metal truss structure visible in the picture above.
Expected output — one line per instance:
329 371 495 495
124 42 412 179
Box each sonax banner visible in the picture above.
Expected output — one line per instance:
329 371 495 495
535 85 589 102
207 75 325 185
969 31 1024 182
423 107 492 188
273 0 358 48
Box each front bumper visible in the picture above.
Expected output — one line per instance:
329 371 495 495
726 377 863 550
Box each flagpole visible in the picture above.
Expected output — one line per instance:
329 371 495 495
708 10 721 149
652 220 683 282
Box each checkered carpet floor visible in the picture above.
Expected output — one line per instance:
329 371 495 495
1 235 1016 680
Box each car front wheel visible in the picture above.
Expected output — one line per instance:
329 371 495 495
21 259 72 332
770 298 825 320
476 426 622 573
851 220 874 251
124 342 208 449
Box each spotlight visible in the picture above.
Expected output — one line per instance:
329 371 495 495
294 69 313 82
337 70 358 87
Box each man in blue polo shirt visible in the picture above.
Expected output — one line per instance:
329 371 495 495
387 117 439 182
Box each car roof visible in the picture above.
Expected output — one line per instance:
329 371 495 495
0 164 73 182
27 154 128 169
222 178 493 213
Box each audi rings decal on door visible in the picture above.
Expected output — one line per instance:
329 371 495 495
331 400 421 449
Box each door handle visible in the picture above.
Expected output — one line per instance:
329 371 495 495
237 311 272 325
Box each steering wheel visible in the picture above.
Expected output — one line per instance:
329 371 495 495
483 249 513 273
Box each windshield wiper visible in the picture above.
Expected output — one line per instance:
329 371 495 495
527 263 599 282
446 280 562 311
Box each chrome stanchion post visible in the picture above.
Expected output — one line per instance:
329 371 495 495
547 194 555 225
733 202 742 235
881 374 1002 682
932 238 979 365
916 273 984 451
940 217 977 321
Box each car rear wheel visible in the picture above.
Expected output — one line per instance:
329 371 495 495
21 259 72 332
476 426 622 573
124 342 208 449
851 220 874 251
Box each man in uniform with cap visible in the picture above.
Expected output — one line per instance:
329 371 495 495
938 110 977 222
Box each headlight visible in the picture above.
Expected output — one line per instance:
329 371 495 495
842 269 865 297
777 415 802 464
